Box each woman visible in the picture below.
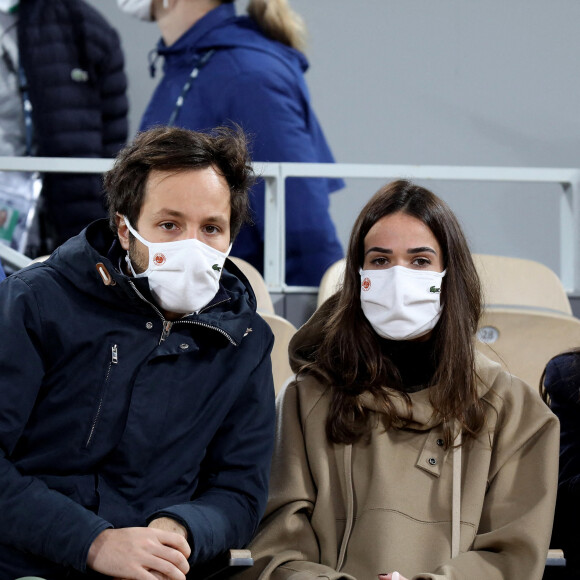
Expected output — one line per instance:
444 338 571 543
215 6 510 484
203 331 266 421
247 180 559 580
118 0 344 286
542 351 580 575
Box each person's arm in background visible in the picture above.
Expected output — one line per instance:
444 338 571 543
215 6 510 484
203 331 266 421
97 22 129 158
226 68 344 285
543 353 580 562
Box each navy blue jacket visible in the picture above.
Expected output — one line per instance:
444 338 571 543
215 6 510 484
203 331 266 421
18 0 128 249
544 352 580 569
141 4 343 286
0 220 275 578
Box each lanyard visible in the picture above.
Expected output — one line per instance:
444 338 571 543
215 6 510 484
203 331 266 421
167 49 215 127
18 65 33 156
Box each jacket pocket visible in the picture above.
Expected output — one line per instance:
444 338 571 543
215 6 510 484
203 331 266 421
84 344 118 449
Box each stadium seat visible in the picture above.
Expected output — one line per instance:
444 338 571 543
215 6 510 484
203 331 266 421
229 256 275 314
259 312 297 395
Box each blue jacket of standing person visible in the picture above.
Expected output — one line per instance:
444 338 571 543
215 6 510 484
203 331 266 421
0 260 5 281
18 0 128 250
141 3 344 286
0 219 275 578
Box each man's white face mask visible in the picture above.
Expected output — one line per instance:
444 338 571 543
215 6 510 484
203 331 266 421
123 216 231 315
359 265 446 341
0 0 19 13
117 0 169 21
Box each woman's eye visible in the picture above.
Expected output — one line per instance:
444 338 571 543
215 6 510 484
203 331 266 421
371 256 389 266
413 257 431 266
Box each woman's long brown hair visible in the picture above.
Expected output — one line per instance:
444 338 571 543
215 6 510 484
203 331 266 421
303 180 485 447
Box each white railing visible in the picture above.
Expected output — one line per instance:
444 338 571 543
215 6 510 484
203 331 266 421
1 157 579 294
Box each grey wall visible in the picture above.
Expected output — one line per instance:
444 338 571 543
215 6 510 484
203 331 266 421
89 0 580 288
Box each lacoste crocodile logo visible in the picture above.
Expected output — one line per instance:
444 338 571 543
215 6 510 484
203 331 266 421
212 264 221 272
430 286 441 293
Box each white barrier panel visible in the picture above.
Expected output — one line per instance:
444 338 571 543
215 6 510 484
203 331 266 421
0 157 578 294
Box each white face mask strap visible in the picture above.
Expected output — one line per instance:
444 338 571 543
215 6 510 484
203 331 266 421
122 216 150 247
163 0 169 8
122 216 150 277
125 252 141 277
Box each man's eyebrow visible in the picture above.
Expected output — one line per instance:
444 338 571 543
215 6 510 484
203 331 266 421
151 209 186 219
150 210 228 223
204 214 229 224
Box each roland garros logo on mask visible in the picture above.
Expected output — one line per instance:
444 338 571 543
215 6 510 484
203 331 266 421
362 277 371 291
153 253 166 266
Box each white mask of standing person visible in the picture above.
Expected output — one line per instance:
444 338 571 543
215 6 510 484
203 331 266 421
0 0 19 13
117 0 169 21
123 216 231 315
360 265 446 341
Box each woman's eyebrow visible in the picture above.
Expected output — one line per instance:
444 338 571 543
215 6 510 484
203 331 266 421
365 246 392 255
408 246 437 254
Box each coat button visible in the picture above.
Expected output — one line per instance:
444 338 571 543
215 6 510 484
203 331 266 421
436 438 444 446
146 322 153 329
428 457 437 465
180 343 189 350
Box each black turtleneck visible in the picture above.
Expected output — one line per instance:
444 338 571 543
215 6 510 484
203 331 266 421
380 336 437 393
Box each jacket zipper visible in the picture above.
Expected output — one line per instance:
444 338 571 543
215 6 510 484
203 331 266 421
178 319 237 346
128 280 236 345
161 320 173 342
85 344 117 448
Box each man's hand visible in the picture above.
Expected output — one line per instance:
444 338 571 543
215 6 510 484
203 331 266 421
148 517 188 539
87 527 191 580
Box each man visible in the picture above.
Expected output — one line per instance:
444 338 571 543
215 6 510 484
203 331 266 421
0 126 275 579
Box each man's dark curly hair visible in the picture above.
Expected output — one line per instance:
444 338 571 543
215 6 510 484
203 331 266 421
104 125 255 241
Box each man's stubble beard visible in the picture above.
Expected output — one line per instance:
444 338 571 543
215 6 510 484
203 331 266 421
128 234 149 275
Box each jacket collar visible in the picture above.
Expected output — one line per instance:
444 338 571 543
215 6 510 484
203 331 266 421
44 219 257 345
157 3 237 54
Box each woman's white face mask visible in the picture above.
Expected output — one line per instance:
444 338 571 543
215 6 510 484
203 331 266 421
117 0 169 21
360 265 446 341
123 217 231 315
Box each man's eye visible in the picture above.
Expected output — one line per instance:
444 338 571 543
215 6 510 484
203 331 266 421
204 225 220 235
160 223 176 231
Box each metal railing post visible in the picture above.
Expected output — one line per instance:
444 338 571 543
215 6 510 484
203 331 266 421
262 164 284 291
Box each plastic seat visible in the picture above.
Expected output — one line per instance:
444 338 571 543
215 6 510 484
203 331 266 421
473 253 572 315
259 312 297 395
317 258 346 307
229 256 275 314
476 308 580 388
